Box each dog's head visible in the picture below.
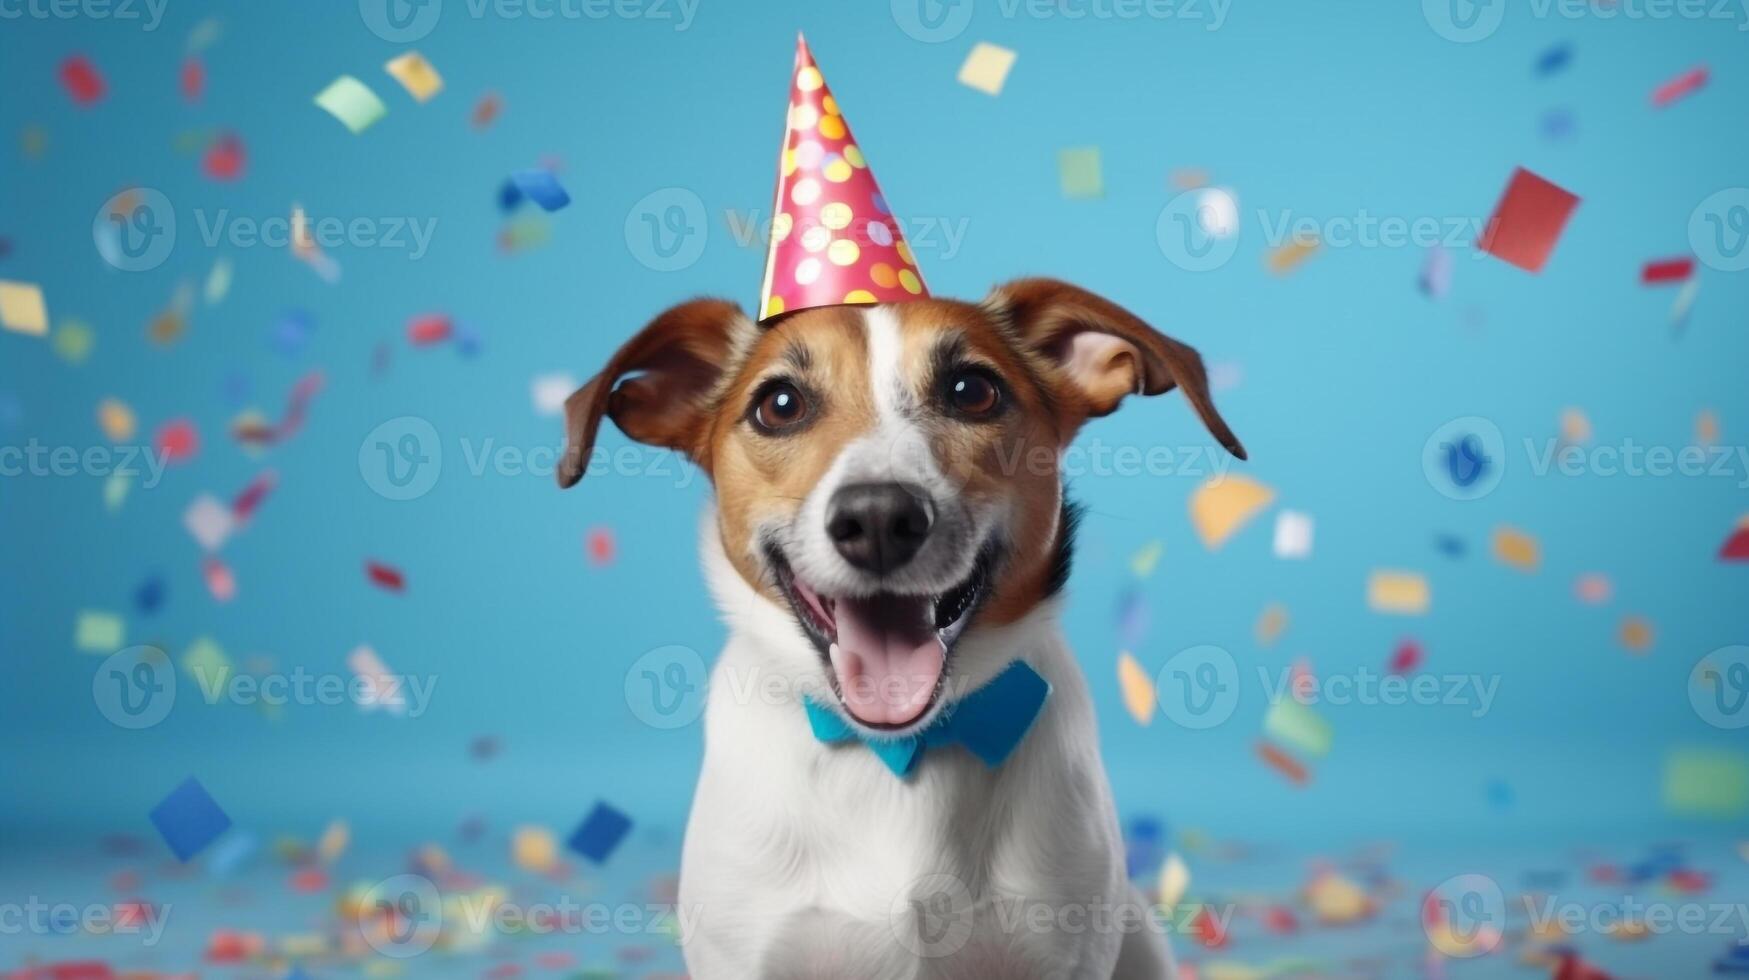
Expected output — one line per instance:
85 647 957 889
559 278 1244 734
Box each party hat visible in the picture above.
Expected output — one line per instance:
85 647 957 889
758 35 929 322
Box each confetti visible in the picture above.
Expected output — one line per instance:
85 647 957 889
231 471 276 522
1158 852 1190 909
1272 510 1313 560
586 527 617 566
512 825 558 873
1719 525 1749 561
314 76 388 134
1478 167 1580 273
52 320 94 363
0 279 49 335
1263 699 1331 758
1574 573 1613 603
957 42 1017 96
1696 410 1720 446
1559 407 1591 445
1492 526 1540 572
1188 474 1274 550
181 637 232 691
1129 540 1163 578
1169 168 1208 191
1540 107 1576 141
1116 651 1155 726
1367 571 1430 615
1641 257 1695 285
1651 64 1708 108
317 819 350 864
1057 147 1103 199
1418 244 1452 299
156 418 199 463
74 610 125 653
148 777 233 861
181 57 205 102
1266 237 1319 276
567 801 633 864
203 557 237 601
1671 276 1700 332
384 51 444 102
509 168 571 212
1388 638 1422 674
1619 615 1654 653
531 373 576 416
1662 748 1747 816
270 309 315 356
1305 871 1373 924
104 472 132 512
1255 603 1288 646
1256 742 1308 786
202 133 246 181
365 561 406 592
348 645 407 714
471 90 503 129
135 574 167 615
1535 42 1572 77
407 313 452 346
59 55 106 105
205 257 233 305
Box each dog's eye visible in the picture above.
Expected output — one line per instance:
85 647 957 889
947 369 1001 417
753 382 809 432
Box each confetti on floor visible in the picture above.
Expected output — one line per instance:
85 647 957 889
314 76 388 134
1057 147 1103 199
512 825 558 873
957 42 1016 96
1477 167 1580 273
1367 571 1430 615
1189 474 1275 550
385 51 444 102
1117 651 1156 726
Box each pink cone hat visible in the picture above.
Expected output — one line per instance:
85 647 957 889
758 34 930 322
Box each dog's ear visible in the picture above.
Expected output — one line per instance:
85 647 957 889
557 298 752 488
983 277 1246 460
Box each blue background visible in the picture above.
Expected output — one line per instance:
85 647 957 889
2 0 1746 976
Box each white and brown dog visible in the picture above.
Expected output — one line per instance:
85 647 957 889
558 278 1245 979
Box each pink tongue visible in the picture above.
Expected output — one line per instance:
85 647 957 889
830 594 944 726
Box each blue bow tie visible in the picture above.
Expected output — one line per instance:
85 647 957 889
803 660 1051 778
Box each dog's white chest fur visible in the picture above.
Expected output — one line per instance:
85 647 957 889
678 527 1174 979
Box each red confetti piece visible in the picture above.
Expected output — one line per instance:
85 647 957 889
535 952 576 970
471 91 503 130
407 313 453 346
586 527 616 566
232 470 277 522
1668 869 1711 894
1190 906 1227 948
1256 741 1308 785
203 557 236 602
232 370 324 447
202 133 245 182
156 419 200 463
485 964 523 980
180 57 205 102
1388 638 1422 675
59 55 106 106
289 868 329 893
366 561 406 592
1651 64 1708 108
1640 257 1694 285
1477 167 1581 274
112 901 152 929
1262 905 1298 934
1720 527 1749 561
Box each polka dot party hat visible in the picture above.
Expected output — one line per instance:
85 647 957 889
758 34 930 322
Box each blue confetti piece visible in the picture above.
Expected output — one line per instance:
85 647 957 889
1435 534 1466 558
148 776 233 862
134 573 167 616
497 179 524 212
1535 43 1572 77
1115 588 1148 648
454 324 483 359
270 309 315 356
205 829 258 878
567 801 632 864
1540 108 1576 142
510 168 570 212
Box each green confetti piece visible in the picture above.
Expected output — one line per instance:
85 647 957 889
1663 748 1749 817
314 76 388 134
1057 146 1103 199
74 610 124 653
1263 698 1332 758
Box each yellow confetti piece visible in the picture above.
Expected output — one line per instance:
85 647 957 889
385 51 444 103
1492 526 1540 572
1170 168 1209 191
1619 615 1654 653
1158 852 1190 909
1367 571 1430 615
96 398 135 442
1696 409 1719 447
1129 540 1163 578
957 42 1016 96
318 819 350 864
1558 407 1591 444
1188 474 1275 550
1266 236 1319 275
1255 603 1288 646
511 825 557 873
0 279 49 335
74 610 124 653
1117 651 1156 726
1305 871 1373 924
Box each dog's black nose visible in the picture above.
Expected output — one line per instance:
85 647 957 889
826 482 935 574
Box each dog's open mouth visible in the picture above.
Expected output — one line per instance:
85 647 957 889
769 547 992 730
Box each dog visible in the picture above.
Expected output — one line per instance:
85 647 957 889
558 277 1245 979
